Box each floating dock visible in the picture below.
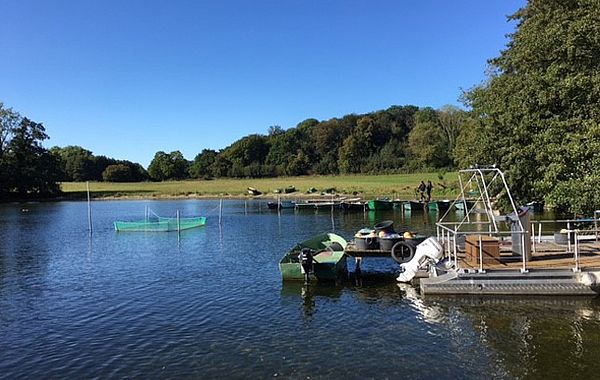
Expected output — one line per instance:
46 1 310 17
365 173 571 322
412 166 600 296
419 238 600 295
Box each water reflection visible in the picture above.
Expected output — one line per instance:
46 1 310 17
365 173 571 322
422 295 600 378
280 282 343 320
280 278 600 378
4 200 600 378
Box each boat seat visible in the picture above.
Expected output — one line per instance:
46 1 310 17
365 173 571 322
328 242 344 251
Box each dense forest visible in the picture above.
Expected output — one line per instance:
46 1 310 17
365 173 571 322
149 104 467 181
1 0 599 213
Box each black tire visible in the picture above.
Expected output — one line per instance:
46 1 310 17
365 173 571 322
391 241 415 264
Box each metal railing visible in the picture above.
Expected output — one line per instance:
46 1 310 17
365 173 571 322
437 221 600 274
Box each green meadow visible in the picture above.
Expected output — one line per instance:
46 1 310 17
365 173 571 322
61 172 459 200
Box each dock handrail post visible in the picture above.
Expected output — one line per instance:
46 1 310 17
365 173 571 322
478 235 484 273
521 232 528 273
453 228 458 268
531 222 536 253
567 221 572 253
453 233 457 265
441 229 445 257
573 230 580 272
538 222 542 243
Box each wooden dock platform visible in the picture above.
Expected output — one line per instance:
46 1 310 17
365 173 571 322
458 239 600 271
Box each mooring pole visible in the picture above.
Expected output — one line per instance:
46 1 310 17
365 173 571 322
219 199 223 225
86 181 92 234
177 210 181 233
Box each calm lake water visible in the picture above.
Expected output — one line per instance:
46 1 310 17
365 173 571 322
1 199 599 379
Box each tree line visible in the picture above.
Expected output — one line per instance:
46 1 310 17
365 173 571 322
0 100 470 194
0 104 150 199
1 0 599 213
154 104 468 181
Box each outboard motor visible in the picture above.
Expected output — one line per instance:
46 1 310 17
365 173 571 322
396 237 443 283
299 248 315 284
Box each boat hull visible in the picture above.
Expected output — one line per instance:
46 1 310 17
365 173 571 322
279 233 348 281
367 200 393 211
435 200 452 211
267 201 295 210
403 201 427 211
454 200 475 211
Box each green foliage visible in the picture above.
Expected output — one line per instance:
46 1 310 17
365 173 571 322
265 128 306 175
52 145 95 181
2 114 60 196
222 134 270 167
407 121 449 169
189 149 217 178
464 0 600 213
148 151 189 181
102 164 132 182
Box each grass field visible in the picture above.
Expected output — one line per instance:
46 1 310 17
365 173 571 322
61 172 460 200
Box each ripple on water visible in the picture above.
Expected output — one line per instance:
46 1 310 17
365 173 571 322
2 201 600 378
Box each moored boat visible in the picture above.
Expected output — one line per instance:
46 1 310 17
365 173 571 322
435 199 452 211
341 198 367 211
454 200 476 211
279 233 348 281
403 200 427 212
247 187 262 196
267 200 296 210
367 199 393 211
295 199 342 210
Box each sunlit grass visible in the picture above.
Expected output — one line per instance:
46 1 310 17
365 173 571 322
61 172 459 200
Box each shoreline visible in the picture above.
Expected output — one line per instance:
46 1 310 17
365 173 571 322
2 192 361 203
5 172 458 203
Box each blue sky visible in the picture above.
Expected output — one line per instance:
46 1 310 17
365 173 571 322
1 0 525 167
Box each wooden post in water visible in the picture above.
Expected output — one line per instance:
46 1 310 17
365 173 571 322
219 199 223 225
86 181 92 234
177 210 181 233
244 200 247 215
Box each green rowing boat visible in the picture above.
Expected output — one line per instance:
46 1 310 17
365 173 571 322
279 233 348 281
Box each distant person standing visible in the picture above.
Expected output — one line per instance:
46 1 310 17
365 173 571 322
418 181 426 201
426 181 433 202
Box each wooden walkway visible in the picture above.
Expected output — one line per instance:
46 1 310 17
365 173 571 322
459 240 600 271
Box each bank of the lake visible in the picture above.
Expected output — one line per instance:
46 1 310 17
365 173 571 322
60 172 458 200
